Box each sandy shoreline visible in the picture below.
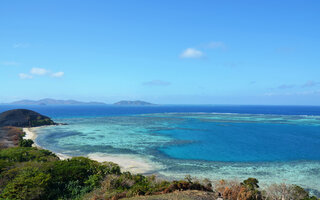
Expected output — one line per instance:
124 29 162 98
23 127 37 140
22 127 157 174
88 153 158 174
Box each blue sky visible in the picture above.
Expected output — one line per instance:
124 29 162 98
0 0 319 105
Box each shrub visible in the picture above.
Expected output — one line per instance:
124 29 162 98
214 179 242 199
265 183 319 200
47 157 120 199
0 147 58 162
242 178 259 190
0 159 12 173
238 178 262 200
18 139 34 147
0 149 120 200
0 166 51 200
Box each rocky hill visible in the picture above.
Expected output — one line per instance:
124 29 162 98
0 109 56 127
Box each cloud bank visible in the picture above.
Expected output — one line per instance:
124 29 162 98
19 68 64 79
31 67 49 75
51 72 64 78
180 48 203 59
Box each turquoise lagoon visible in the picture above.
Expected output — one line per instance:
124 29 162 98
33 112 320 194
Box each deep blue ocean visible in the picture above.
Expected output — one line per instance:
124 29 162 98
2 104 320 117
1 105 320 194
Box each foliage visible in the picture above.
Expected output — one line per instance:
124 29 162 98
1 166 51 200
0 147 121 200
242 178 259 190
47 157 121 199
18 139 34 147
265 183 319 200
0 147 58 162
17 130 34 147
214 178 263 200
30 118 55 127
84 172 213 200
0 159 12 173
0 146 319 200
239 178 262 200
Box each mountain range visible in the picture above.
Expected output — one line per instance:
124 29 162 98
9 98 106 105
7 99 155 106
113 100 155 105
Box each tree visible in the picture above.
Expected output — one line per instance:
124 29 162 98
19 139 34 147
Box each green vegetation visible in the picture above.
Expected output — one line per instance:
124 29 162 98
18 139 34 147
17 130 34 147
0 146 318 200
0 147 120 200
30 118 55 127
0 109 57 127
83 173 212 200
0 147 58 162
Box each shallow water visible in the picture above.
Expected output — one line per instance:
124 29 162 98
31 111 320 194
1 105 319 194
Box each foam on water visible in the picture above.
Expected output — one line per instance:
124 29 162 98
34 113 320 194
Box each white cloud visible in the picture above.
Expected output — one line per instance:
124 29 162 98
180 48 203 59
20 68 64 79
19 73 33 79
30 67 49 75
143 80 171 86
1 61 19 66
51 71 64 78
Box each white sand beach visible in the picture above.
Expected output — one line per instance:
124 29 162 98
23 127 71 160
88 152 158 174
22 127 157 174
22 127 38 141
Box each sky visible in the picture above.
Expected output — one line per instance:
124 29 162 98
0 0 320 105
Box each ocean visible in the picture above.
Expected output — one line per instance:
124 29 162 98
1 105 320 194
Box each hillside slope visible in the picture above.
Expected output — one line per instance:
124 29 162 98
0 109 56 127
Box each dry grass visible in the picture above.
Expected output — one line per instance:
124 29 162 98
122 190 216 200
0 126 24 149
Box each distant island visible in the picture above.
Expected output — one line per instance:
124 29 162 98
114 100 155 106
9 98 106 105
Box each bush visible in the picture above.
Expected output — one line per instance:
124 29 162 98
47 157 120 199
0 148 120 200
18 139 34 147
213 178 263 200
239 178 262 200
0 147 58 162
265 183 319 200
0 166 51 200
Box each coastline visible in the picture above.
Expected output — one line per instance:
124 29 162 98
88 152 159 174
22 126 157 174
23 127 38 141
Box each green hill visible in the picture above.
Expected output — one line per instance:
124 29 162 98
0 109 56 127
